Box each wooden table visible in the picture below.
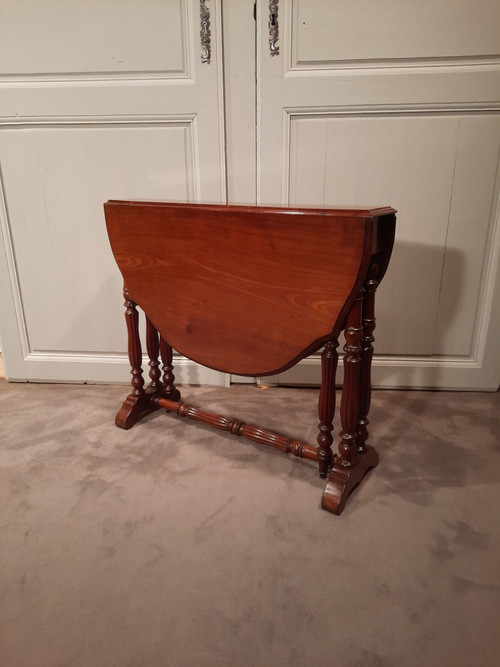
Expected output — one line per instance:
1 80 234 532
105 201 396 514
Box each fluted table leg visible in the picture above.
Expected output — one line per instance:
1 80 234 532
338 293 363 468
321 291 378 514
317 339 339 478
358 277 377 453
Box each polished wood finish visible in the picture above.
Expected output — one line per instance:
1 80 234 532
321 291 380 515
317 339 339 478
321 445 379 515
153 396 319 461
159 336 181 402
115 287 160 430
105 201 396 514
145 317 161 392
105 201 394 377
337 292 363 468
358 271 378 454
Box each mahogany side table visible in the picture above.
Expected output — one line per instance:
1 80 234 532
105 201 396 515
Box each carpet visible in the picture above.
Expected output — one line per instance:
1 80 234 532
1 381 499 666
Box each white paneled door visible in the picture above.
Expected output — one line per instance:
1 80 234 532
257 0 500 390
1 0 499 390
0 0 227 384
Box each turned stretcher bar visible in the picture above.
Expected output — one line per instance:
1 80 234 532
152 395 319 461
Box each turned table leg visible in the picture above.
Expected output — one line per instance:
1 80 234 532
145 316 162 393
338 292 363 468
115 287 158 430
159 336 181 401
358 277 377 453
317 339 339 478
321 291 378 514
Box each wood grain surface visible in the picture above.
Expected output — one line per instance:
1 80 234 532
105 201 395 376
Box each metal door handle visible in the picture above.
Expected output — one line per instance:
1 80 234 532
200 0 211 63
269 1 279 56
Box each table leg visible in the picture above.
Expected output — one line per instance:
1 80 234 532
317 339 339 478
338 292 363 468
115 287 158 429
321 292 378 514
358 277 377 453
159 337 181 401
146 317 162 392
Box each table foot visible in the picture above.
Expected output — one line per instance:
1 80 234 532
321 445 379 515
115 391 159 430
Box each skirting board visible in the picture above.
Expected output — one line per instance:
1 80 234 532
3 353 228 387
2 351 498 391
267 355 499 392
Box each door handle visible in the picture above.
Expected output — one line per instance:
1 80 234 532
269 1 279 56
200 0 211 63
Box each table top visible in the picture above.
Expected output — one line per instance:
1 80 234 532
107 199 396 219
105 201 396 376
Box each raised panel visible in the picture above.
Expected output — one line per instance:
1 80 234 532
291 0 500 68
434 116 500 355
288 112 500 358
0 120 197 355
0 0 189 78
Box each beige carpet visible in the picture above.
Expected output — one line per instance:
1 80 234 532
1 380 499 667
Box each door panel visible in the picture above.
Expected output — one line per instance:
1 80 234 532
0 122 197 354
0 0 227 384
288 113 500 358
258 0 500 389
1 0 499 390
292 0 500 66
0 0 187 78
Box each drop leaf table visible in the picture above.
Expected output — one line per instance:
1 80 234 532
105 201 396 515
